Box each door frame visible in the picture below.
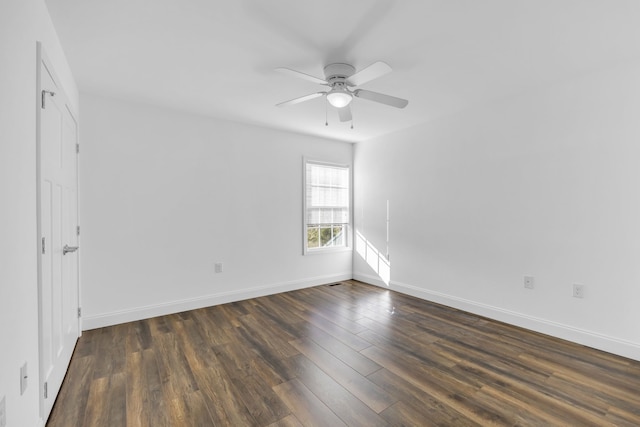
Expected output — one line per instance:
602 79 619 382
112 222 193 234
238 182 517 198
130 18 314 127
36 41 82 421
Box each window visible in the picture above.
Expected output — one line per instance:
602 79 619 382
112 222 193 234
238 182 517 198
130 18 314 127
304 160 350 253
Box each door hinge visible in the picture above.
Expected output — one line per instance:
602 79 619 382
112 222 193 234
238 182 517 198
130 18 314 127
76 143 80 154
41 90 55 109
42 237 45 254
77 225 80 236
44 382 48 399
78 307 82 318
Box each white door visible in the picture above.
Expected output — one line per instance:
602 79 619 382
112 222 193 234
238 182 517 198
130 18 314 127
37 46 80 421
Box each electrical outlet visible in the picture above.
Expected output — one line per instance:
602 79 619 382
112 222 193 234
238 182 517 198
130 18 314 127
0 395 6 427
524 276 534 289
573 284 585 298
214 262 223 273
20 362 28 395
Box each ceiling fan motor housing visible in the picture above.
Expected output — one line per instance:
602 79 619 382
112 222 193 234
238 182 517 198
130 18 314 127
324 63 356 87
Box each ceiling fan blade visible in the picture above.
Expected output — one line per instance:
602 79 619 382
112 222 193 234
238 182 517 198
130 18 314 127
275 68 327 85
337 105 352 122
354 89 408 109
276 92 325 107
346 61 392 86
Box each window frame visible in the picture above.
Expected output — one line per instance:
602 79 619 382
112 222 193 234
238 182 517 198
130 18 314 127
303 158 352 255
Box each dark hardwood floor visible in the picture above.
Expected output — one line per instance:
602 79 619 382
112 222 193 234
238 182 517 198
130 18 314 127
47 280 640 426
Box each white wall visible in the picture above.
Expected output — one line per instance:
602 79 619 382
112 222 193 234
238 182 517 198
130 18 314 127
0 1 78 426
80 93 353 328
354 60 640 361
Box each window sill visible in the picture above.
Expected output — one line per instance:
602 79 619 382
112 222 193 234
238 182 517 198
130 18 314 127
304 247 352 256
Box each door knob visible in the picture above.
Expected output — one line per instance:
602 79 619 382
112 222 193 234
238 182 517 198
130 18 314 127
63 245 79 255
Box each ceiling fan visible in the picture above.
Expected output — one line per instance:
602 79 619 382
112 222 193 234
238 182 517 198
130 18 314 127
275 62 408 123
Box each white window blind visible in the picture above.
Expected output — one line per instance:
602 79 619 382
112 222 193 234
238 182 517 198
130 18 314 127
306 163 349 225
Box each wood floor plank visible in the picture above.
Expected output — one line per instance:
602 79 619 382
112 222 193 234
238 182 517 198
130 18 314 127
479 383 613 426
81 376 110 427
357 328 456 370
125 319 153 353
267 414 305 427
290 338 397 413
284 289 369 335
519 351 640 403
238 313 300 359
188 308 234 348
293 308 374 351
192 362 258 426
544 374 624 416
369 368 481 427
167 391 215 426
361 345 512 426
305 326 382 376
154 330 199 397
471 387 559 426
252 297 309 338
105 372 127 426
430 336 552 389
233 323 298 382
357 306 441 340
47 280 640 427
249 353 292 388
124 351 146 427
291 354 389 426
147 315 171 336
72 328 97 358
308 286 366 322
45 354 94 427
91 324 126 379
380 400 477 427
606 406 640 427
171 315 215 373
214 342 291 425
82 372 127 427
272 379 347 427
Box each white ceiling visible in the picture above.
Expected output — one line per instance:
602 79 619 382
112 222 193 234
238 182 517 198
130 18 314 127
46 0 640 143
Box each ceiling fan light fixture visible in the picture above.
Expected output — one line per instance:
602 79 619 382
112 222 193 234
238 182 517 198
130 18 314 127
326 89 352 108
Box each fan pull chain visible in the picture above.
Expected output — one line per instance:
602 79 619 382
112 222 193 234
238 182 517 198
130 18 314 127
325 98 328 126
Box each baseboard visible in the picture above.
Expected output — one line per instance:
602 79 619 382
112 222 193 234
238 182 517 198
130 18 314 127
83 272 352 330
353 272 640 362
